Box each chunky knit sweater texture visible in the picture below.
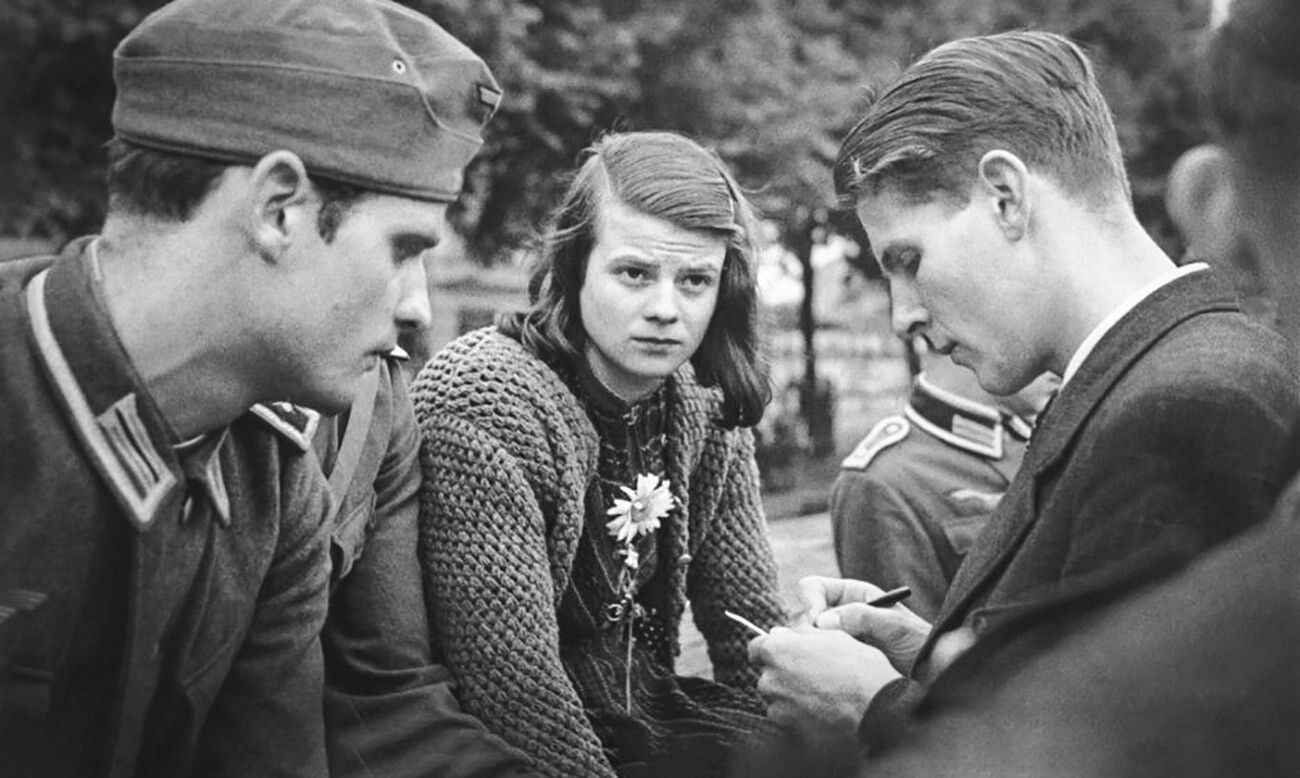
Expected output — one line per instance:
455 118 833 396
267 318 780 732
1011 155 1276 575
412 328 784 778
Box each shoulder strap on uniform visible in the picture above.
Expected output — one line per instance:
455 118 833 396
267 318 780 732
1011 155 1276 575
841 415 910 471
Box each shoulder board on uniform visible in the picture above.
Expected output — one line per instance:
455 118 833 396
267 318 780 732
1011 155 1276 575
841 415 910 471
250 401 321 453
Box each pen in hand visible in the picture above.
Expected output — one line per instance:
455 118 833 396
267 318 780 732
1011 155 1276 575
866 586 912 608
724 609 769 637
726 588 910 637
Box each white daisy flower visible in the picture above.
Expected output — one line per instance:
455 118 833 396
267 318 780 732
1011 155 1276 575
605 472 674 543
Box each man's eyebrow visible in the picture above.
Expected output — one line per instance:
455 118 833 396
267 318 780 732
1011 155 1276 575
390 232 440 257
681 261 722 274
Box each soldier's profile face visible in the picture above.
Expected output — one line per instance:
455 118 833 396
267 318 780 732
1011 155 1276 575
857 187 1042 396
271 193 444 413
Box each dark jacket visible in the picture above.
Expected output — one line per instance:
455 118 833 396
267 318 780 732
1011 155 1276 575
0 243 331 776
861 269 1300 752
317 358 539 778
866 475 1300 777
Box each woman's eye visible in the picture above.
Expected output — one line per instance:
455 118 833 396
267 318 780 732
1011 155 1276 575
681 274 714 290
617 266 650 282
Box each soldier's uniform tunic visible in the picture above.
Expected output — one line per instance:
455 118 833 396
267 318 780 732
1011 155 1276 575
316 353 539 778
830 374 1032 621
0 242 332 777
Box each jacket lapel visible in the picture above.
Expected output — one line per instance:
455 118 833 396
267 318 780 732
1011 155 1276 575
921 269 1240 663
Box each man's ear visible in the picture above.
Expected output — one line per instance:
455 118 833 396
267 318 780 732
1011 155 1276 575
1167 143 1237 260
248 150 313 262
976 150 1032 241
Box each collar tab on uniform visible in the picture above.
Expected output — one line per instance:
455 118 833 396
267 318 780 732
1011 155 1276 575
95 393 180 528
251 402 321 453
908 373 1005 459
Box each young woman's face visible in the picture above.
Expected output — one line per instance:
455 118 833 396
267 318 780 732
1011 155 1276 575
579 196 727 400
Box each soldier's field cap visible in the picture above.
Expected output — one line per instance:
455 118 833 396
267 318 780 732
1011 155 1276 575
112 0 502 203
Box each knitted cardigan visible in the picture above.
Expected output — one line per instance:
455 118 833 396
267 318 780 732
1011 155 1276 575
411 328 784 778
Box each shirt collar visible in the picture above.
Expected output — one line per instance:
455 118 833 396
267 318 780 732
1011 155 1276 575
1061 263 1208 388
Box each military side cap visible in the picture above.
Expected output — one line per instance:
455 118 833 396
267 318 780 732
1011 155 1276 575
112 0 502 202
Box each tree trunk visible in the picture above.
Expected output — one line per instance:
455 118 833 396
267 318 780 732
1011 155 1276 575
793 214 817 407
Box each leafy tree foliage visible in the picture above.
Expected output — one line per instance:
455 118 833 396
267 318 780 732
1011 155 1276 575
2 0 1210 264
0 0 165 237
986 0 1212 251
409 0 650 259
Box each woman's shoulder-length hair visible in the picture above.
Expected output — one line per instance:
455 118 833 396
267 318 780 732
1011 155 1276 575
498 130 771 429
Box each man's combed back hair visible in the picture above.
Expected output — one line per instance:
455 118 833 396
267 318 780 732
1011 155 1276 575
498 130 772 429
834 31 1129 209
105 138 367 242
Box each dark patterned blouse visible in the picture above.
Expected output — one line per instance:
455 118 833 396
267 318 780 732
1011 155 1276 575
558 361 773 777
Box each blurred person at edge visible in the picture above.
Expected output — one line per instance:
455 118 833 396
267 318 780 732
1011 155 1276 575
745 28 1300 761
0 1 541 777
412 131 786 778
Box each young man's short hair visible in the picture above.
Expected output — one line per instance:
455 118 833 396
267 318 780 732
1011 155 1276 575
834 31 1129 210
106 138 367 242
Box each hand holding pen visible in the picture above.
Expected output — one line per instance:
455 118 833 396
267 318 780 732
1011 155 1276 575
771 576 932 673
864 586 912 608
